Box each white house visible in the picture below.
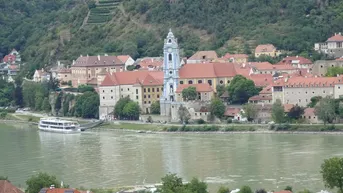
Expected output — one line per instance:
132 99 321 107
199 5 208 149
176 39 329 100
117 55 135 70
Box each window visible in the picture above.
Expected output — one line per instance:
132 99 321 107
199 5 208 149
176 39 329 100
198 80 203 84
136 89 138 94
144 101 146 104
152 88 155 92
148 101 151 104
157 94 160 98
168 39 172 43
148 95 151 98
144 95 146 98
195 113 197 116
148 88 150 92
111 90 113 92
111 96 113 99
169 54 172 61
128 88 130 91
136 96 138 100
169 71 173 74
188 80 193 84
157 88 160 92
65 75 67 77
323 90 326 93
103 97 105 99
299 99 301 102
102 90 105 93
180 81 184 84
220 80 224 84
121 88 123 91
144 88 146 92
227 80 230 84
339 87 341 89
208 80 212 86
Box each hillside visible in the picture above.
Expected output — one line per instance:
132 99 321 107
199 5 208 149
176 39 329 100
1 0 343 77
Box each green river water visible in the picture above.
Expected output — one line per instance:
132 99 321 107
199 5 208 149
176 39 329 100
0 125 342 192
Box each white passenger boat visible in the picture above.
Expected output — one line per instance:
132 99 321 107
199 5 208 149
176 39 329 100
38 117 81 134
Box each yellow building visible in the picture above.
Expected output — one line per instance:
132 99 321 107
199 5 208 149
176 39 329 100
255 44 281 58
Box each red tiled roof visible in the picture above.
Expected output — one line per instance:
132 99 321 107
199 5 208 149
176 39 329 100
249 74 273 87
304 108 315 116
3 55 16 63
251 62 295 70
175 83 213 93
248 95 272 101
284 104 294 113
188 51 218 61
273 76 343 87
139 60 163 70
255 44 276 53
43 188 82 193
224 108 241 117
73 56 124 67
0 180 23 193
277 56 312 65
222 53 249 59
8 65 18 70
117 55 131 63
260 85 272 94
327 34 343 42
336 58 343 61
100 71 163 87
179 62 236 79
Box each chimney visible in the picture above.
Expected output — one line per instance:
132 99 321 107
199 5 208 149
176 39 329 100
97 55 100 61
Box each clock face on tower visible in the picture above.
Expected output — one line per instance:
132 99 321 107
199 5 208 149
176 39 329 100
168 48 172 53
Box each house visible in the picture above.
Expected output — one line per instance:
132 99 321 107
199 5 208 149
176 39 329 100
117 55 135 70
255 104 272 123
249 86 273 105
311 60 343 76
136 57 163 71
33 69 51 82
250 62 297 75
283 104 294 113
222 53 249 63
175 83 214 102
224 107 247 121
98 71 163 118
315 32 343 58
303 107 321 124
57 68 72 84
71 55 125 87
272 76 343 107
277 56 313 69
187 51 218 63
255 44 281 58
39 188 83 193
0 180 24 193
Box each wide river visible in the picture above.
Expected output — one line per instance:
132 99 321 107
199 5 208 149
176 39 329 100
0 125 342 192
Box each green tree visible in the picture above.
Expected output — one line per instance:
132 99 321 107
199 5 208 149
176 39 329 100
210 97 226 118
321 157 343 193
178 105 191 124
308 96 322 107
150 101 160 114
114 97 131 119
123 101 140 120
157 174 208 193
243 103 258 122
315 97 336 125
239 186 252 193
25 172 60 193
284 186 292 192
55 92 63 115
78 85 95 93
228 75 260 104
34 91 44 111
82 93 99 118
272 99 285 123
42 97 51 113
287 105 304 120
217 186 230 193
216 85 227 98
182 87 197 101
185 178 208 193
326 67 343 77
255 189 267 193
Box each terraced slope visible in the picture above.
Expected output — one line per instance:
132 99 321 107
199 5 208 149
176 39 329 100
87 0 121 24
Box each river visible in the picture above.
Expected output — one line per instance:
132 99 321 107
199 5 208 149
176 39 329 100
0 125 341 192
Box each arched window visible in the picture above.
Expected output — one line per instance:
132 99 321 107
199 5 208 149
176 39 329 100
227 80 230 84
188 80 193 84
168 54 172 61
198 80 203 84
220 80 224 84
168 39 172 43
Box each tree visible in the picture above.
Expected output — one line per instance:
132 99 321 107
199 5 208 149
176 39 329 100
216 85 227 98
150 101 160 114
42 97 51 113
123 101 140 120
217 187 230 193
25 172 60 193
55 92 63 115
321 157 343 193
0 176 8 181
326 67 343 77
243 103 258 122
182 87 197 101
114 97 131 119
210 97 226 118
228 75 260 104
157 174 208 193
178 106 191 124
308 96 322 107
287 105 304 120
78 85 95 93
185 178 208 193
255 189 267 193
239 186 252 193
272 99 285 123
284 186 292 192
315 97 336 125
82 93 99 118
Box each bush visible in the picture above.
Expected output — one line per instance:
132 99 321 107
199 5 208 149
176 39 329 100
196 119 206 124
227 119 232 124
167 126 179 132
0 112 7 119
248 127 256 131
224 127 234 132
321 125 336 131
275 123 291 131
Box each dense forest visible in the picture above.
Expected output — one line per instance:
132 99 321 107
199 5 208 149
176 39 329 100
1 0 343 77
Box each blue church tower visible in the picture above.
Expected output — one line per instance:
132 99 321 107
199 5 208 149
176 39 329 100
160 29 181 117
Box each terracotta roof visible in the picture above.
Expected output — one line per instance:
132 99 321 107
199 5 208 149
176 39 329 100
222 53 249 59
117 55 131 63
327 34 343 42
273 76 343 87
251 62 295 70
73 55 124 67
179 62 236 79
260 85 272 94
100 71 163 87
175 83 213 93
224 107 241 117
284 104 294 113
249 74 273 87
255 44 276 53
3 55 16 63
8 65 18 70
248 95 272 101
304 108 315 117
188 51 218 61
138 59 163 70
277 56 312 65
42 188 82 193
0 180 23 193
274 190 292 193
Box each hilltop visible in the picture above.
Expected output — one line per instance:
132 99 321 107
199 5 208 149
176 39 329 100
0 0 343 76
